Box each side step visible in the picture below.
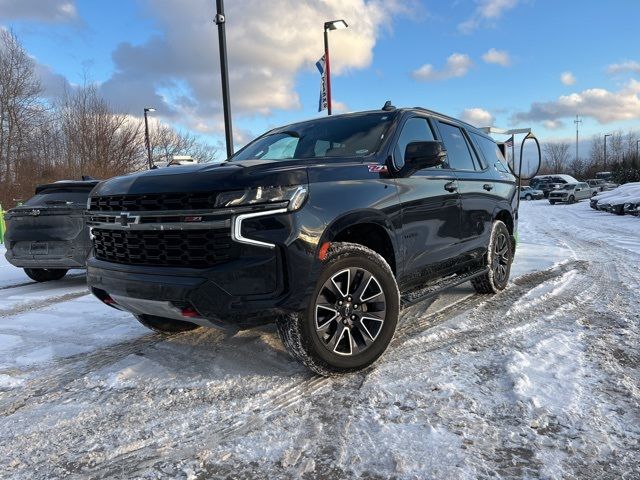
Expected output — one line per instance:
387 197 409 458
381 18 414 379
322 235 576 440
400 267 488 308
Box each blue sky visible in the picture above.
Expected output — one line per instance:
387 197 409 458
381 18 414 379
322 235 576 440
2 0 639 155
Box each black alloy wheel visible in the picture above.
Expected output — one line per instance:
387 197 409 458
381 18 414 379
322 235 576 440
314 267 386 356
492 231 510 286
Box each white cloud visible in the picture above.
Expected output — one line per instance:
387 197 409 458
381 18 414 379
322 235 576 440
543 120 564 130
482 48 511 66
460 108 494 127
0 0 77 22
97 0 415 135
560 71 576 86
514 79 640 124
411 53 473 81
459 0 519 34
607 60 640 75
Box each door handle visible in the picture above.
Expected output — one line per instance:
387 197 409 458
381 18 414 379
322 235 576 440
483 183 494 191
444 181 458 193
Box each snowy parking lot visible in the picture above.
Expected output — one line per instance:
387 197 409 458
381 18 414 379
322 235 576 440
0 201 638 479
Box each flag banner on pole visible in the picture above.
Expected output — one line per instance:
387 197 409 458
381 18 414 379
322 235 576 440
316 54 328 112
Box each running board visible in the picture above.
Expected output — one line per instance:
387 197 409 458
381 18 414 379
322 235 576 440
401 267 488 308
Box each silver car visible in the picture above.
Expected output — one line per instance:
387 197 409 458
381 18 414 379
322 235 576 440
548 182 593 204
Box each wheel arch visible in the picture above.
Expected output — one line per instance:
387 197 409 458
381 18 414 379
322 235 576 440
320 210 398 276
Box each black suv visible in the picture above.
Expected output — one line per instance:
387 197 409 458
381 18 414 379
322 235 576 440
86 107 517 375
4 180 99 282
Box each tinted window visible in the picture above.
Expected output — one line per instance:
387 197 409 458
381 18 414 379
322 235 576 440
437 122 477 170
470 132 509 173
232 112 393 161
24 189 91 207
393 117 435 169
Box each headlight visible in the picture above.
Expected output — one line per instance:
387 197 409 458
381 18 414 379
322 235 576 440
215 185 308 211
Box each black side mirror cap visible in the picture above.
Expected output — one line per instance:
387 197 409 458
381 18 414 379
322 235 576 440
399 141 447 176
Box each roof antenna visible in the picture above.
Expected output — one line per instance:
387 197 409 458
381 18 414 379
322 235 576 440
382 100 395 111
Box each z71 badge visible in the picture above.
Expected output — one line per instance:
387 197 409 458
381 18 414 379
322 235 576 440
367 164 388 173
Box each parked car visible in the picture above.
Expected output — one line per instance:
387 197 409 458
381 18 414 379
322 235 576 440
592 183 640 212
586 179 607 193
623 201 640 216
530 174 578 198
85 106 519 375
519 186 544 200
548 182 592 204
4 180 99 281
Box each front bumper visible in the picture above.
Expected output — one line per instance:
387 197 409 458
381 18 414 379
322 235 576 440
86 208 320 329
548 195 569 202
5 240 89 269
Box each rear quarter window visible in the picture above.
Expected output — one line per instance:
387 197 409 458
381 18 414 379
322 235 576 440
470 132 509 174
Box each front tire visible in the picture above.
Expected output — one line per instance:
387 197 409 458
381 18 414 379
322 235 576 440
549 200 556 205
525 194 533 201
277 242 400 376
134 314 199 334
568 195 575 204
471 220 513 294
24 268 68 282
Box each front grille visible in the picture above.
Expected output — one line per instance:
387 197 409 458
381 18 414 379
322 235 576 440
92 228 238 268
90 193 218 212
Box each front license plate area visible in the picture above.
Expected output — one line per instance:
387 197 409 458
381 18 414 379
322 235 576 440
30 242 49 255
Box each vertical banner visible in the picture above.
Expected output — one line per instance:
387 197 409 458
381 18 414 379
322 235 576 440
316 54 328 112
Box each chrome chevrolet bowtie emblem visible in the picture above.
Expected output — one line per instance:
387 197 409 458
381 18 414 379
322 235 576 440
119 212 140 227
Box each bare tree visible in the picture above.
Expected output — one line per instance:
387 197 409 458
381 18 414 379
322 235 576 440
542 142 571 174
0 29 43 201
150 122 218 164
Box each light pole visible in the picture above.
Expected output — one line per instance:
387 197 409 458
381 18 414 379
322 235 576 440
636 139 639 158
214 0 234 159
323 19 348 116
144 107 156 169
574 115 582 161
604 134 612 169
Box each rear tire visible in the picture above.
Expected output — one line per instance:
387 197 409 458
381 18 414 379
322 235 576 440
134 314 199 334
24 268 68 282
276 242 400 376
471 221 513 294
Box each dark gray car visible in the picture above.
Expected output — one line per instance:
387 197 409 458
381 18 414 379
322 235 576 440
4 180 98 282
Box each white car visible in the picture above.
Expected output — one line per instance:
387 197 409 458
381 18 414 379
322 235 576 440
548 182 593 204
592 183 640 212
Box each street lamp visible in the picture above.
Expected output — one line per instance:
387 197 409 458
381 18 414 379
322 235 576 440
144 107 156 169
323 19 348 116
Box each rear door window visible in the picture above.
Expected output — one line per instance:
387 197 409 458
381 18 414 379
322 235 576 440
437 122 477 171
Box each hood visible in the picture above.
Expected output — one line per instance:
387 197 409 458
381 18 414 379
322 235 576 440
92 160 310 197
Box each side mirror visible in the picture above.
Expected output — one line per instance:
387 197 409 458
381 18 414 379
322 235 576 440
401 141 447 175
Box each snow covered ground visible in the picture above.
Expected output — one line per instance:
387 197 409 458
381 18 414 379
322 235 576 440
0 201 638 479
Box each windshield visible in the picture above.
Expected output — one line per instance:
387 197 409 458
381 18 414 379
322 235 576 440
562 184 576 191
231 112 394 162
24 188 91 207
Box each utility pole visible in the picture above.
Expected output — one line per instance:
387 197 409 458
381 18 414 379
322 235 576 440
214 0 234 159
574 114 582 162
